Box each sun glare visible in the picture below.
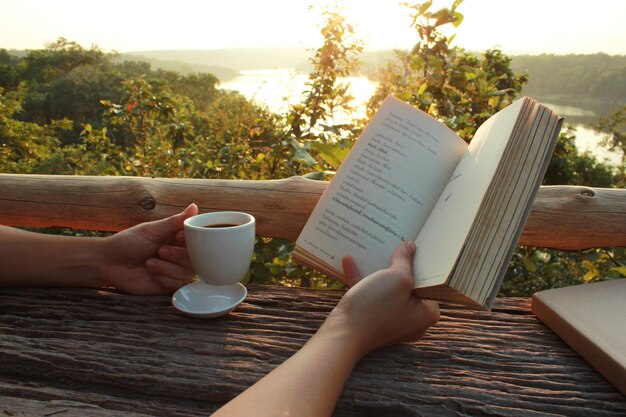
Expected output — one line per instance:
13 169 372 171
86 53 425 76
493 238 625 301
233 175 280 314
0 0 625 54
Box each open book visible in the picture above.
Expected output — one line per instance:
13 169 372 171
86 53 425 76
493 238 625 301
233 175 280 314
293 96 563 310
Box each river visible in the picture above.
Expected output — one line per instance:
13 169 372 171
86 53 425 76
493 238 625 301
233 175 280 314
221 69 621 166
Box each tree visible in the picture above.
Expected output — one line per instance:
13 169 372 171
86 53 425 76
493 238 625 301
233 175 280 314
283 6 363 175
0 49 20 90
100 77 197 177
543 128 618 187
597 105 626 164
179 91 284 180
156 70 221 112
0 86 67 173
368 0 527 141
18 39 106 125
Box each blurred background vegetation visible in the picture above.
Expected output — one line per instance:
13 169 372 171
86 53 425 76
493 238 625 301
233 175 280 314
1 1 624 295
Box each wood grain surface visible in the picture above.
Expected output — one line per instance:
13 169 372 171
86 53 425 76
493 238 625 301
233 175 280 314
1 286 625 416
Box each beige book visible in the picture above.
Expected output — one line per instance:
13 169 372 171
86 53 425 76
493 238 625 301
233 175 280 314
293 96 563 310
532 279 626 395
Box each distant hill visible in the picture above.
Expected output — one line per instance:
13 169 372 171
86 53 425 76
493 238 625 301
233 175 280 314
123 48 398 80
115 53 239 81
510 53 626 115
10 44 624 113
125 48 312 72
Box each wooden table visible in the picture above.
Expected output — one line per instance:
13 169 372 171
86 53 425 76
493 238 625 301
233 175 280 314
1 285 625 416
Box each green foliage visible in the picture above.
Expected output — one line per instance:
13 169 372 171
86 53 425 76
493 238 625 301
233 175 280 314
0 86 65 173
17 39 108 129
368 0 527 141
283 6 363 171
596 105 626 164
179 92 287 180
543 127 619 187
501 247 626 297
244 6 366 284
247 237 340 289
0 49 21 89
101 77 189 177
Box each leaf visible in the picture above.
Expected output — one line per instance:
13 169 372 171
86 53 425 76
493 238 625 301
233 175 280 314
290 138 317 167
321 124 340 134
312 142 350 169
452 11 464 27
417 1 434 15
272 256 289 267
302 171 335 181
582 260 599 282
249 126 263 137
521 256 537 272
610 266 626 277
465 72 477 81
417 83 428 96
293 149 317 166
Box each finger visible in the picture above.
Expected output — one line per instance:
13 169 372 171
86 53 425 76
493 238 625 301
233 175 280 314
142 203 199 243
154 274 195 294
420 299 441 328
389 241 416 285
158 245 193 268
174 230 187 246
405 300 441 341
146 257 196 281
341 255 363 287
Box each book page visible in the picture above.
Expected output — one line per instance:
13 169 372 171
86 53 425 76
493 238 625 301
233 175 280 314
413 98 524 287
296 96 467 279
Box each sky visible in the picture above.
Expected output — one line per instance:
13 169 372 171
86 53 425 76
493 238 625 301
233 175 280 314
1 0 625 55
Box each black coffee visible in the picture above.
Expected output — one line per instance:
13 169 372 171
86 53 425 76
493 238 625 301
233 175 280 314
203 223 239 228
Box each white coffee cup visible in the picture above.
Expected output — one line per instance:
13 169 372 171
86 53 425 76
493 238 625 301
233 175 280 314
183 211 255 286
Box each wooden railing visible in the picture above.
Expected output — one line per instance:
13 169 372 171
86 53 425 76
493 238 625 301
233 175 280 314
1 173 625 250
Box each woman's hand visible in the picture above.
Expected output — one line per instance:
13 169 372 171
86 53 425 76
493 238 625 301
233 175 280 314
325 240 440 357
101 203 199 295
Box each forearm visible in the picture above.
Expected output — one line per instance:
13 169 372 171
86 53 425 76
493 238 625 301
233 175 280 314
213 320 364 417
0 226 106 288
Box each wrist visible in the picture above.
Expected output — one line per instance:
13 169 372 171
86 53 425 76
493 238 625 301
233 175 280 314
58 235 109 289
315 312 371 363
89 236 110 288
92 235 115 289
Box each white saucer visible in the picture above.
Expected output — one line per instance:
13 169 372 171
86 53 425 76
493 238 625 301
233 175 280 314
172 281 247 318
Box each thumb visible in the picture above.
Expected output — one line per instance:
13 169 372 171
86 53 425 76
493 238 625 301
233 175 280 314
389 240 416 281
342 255 362 287
143 203 198 241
